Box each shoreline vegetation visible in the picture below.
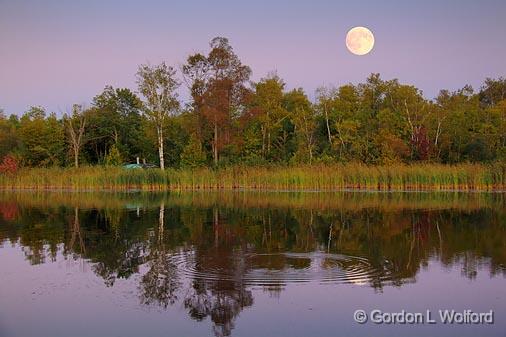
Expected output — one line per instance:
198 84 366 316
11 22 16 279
1 188 504 212
1 37 505 186
0 163 504 192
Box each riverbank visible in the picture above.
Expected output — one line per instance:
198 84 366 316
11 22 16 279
1 190 504 213
0 163 504 191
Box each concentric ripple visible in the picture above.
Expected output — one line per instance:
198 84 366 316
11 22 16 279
167 250 402 286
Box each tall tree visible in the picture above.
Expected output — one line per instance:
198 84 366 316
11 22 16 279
333 85 361 160
183 37 251 165
384 82 431 160
64 104 87 168
85 86 144 164
284 89 316 163
252 74 287 159
315 86 336 146
137 63 180 170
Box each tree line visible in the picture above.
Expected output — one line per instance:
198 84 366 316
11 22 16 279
1 36 505 170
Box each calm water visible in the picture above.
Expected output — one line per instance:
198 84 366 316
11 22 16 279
0 191 505 337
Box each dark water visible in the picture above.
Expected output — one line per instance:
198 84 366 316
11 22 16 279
0 191 505 337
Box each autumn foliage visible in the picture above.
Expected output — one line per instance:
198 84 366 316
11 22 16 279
0 155 19 175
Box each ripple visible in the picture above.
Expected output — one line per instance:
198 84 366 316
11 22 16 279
167 250 401 286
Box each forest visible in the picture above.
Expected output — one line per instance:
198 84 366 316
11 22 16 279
0 37 505 173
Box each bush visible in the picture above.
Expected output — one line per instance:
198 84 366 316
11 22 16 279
0 154 19 175
105 144 122 166
180 136 207 168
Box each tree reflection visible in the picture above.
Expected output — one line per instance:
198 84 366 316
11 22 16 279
68 207 85 255
184 277 253 337
0 192 505 336
140 203 181 307
140 250 181 307
182 208 253 337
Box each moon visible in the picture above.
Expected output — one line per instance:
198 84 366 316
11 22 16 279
346 26 375 56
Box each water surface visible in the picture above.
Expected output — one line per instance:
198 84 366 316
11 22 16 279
0 192 505 337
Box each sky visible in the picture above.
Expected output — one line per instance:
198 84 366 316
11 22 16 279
1 0 506 115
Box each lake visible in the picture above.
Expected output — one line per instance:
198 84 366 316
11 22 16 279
0 191 505 337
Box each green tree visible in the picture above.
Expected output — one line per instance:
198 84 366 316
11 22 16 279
479 77 506 107
434 86 479 162
383 82 430 160
0 111 20 160
284 89 316 163
104 143 122 166
18 107 65 166
251 74 287 160
137 62 180 170
330 85 361 160
85 86 145 164
180 134 207 168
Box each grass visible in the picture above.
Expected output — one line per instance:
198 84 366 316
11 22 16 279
0 162 504 191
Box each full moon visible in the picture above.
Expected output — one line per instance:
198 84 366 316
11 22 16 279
346 26 375 56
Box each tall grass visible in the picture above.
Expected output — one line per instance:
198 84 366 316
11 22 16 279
0 163 504 191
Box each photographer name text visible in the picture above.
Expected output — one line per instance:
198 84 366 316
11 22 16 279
353 309 494 325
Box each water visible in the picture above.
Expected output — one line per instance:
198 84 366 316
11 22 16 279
0 191 505 337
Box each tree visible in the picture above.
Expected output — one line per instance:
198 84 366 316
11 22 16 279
183 37 251 165
0 112 20 160
137 63 180 170
315 86 336 147
384 83 431 160
180 134 207 168
251 74 287 159
485 99 506 160
354 74 388 162
18 107 65 166
104 144 122 166
328 84 361 160
433 86 479 163
284 89 317 163
64 104 87 168
479 77 506 107
85 86 145 164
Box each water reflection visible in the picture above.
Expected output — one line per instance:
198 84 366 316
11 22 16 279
0 191 505 336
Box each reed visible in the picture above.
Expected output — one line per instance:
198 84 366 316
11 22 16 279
0 163 504 191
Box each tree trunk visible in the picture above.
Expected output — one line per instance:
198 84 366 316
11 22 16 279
65 110 86 169
266 111 271 156
158 202 165 243
324 104 332 144
69 207 85 254
308 143 313 164
261 126 266 157
213 121 218 166
267 130 271 155
157 125 165 170
74 148 79 168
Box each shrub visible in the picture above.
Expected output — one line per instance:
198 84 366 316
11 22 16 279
180 135 207 168
105 144 123 166
0 154 19 175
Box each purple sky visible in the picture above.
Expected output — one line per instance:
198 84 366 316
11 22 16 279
1 0 505 115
